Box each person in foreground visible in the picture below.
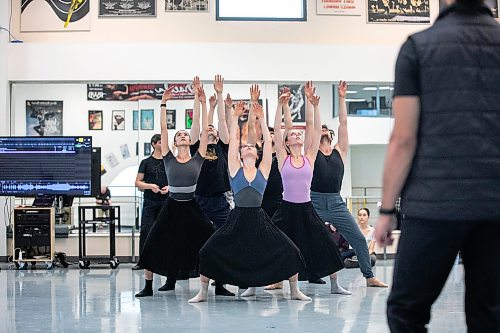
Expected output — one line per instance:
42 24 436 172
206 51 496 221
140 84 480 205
374 0 500 331
189 100 309 303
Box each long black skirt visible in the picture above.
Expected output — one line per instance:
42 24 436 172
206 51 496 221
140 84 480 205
138 197 214 278
199 207 305 287
272 200 344 281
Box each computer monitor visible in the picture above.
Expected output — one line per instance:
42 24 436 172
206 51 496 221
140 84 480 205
0 136 93 197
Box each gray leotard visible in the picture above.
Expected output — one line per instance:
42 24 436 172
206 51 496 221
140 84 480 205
163 151 204 201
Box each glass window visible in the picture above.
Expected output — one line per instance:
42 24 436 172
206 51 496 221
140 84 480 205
341 83 393 117
216 0 307 21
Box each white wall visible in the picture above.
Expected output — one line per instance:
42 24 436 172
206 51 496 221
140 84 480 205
351 144 387 189
0 0 10 258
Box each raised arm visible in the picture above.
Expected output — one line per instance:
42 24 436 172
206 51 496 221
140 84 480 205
208 93 217 125
224 93 233 130
305 94 322 162
274 90 290 169
254 102 272 179
228 101 246 177
304 81 316 151
190 76 202 144
160 86 175 156
197 86 209 158
282 89 293 132
247 84 260 145
336 80 349 159
214 74 230 144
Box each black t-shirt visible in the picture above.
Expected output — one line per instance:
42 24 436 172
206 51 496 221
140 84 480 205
263 154 283 200
311 149 344 193
138 156 169 201
393 39 420 97
190 141 231 196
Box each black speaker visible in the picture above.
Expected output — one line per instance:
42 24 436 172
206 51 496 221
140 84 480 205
91 147 101 197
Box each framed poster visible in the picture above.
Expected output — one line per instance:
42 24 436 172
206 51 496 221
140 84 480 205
317 0 363 16
99 0 156 16
185 109 193 129
26 101 63 136
112 110 126 130
166 0 208 11
21 0 91 32
144 142 152 156
133 110 139 130
166 109 176 129
88 110 103 130
278 84 306 123
367 0 430 23
141 109 155 130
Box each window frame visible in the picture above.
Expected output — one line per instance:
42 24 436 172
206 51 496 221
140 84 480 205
215 0 307 22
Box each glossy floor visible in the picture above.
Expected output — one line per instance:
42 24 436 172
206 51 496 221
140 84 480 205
0 261 466 333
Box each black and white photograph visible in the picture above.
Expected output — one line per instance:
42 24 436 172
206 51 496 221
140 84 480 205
120 144 131 159
26 100 63 136
165 0 208 12
278 84 306 123
143 142 152 156
112 110 126 130
104 152 119 168
21 0 91 32
99 0 156 16
166 109 176 129
367 0 430 23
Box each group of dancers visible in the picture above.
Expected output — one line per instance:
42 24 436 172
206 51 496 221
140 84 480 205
134 76 388 302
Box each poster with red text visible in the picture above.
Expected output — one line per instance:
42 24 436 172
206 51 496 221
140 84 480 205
317 0 363 16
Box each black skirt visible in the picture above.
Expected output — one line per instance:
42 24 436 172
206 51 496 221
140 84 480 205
272 200 344 281
138 197 214 278
199 207 305 287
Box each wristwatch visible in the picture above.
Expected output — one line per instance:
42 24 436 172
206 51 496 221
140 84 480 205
379 207 396 215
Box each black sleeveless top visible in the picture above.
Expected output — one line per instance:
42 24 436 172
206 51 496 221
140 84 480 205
263 154 283 200
311 149 344 193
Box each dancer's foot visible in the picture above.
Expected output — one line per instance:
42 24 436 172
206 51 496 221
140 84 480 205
135 288 153 297
330 284 352 295
189 282 209 303
131 264 141 270
308 278 326 284
289 281 311 301
241 287 256 297
264 282 283 290
366 277 388 288
215 285 235 296
158 279 176 291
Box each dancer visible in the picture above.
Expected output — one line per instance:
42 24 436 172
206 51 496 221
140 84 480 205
135 85 214 297
189 76 234 296
132 134 169 270
189 101 309 303
310 81 387 288
272 82 348 295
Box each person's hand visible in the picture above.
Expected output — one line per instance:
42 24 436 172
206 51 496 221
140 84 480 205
160 186 169 195
304 81 316 99
197 86 206 103
252 102 264 119
309 95 320 107
250 84 260 101
224 93 233 109
279 87 291 105
150 184 160 193
192 76 201 95
374 214 396 246
161 86 175 103
338 80 348 99
214 74 224 94
234 100 246 117
209 94 217 108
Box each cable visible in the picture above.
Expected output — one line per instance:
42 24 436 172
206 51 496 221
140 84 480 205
0 27 20 42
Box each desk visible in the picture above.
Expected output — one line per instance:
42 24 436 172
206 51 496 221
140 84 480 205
78 205 120 269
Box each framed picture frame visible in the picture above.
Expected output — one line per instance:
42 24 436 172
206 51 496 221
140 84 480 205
133 110 139 130
88 110 103 130
366 0 430 23
278 84 306 123
144 142 152 156
185 109 193 129
112 110 126 130
99 0 157 17
26 100 63 136
141 109 155 130
166 0 208 12
166 109 176 129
